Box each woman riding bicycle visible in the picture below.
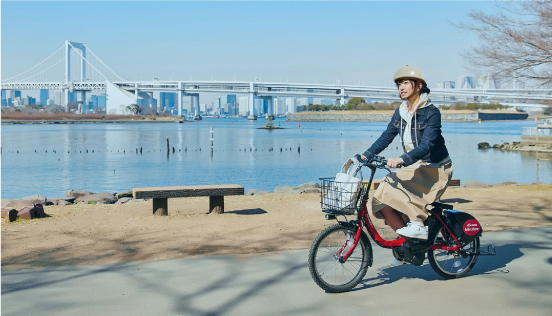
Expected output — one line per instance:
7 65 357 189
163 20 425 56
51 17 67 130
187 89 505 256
360 65 452 241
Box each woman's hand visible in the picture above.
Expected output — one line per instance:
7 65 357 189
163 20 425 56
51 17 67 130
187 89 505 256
387 157 404 168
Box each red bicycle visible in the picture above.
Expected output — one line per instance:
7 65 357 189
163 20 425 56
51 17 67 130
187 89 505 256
308 156 495 293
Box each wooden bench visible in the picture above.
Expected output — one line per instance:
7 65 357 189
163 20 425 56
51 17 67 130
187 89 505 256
133 184 244 216
371 178 461 190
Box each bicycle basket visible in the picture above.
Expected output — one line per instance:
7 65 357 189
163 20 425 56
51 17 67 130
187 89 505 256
320 178 370 215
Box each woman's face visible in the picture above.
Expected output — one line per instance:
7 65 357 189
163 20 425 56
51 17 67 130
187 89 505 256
396 79 420 100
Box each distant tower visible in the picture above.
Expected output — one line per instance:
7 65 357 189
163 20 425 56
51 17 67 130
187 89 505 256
64 41 87 110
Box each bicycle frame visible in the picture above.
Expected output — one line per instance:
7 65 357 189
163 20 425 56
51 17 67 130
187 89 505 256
338 163 463 261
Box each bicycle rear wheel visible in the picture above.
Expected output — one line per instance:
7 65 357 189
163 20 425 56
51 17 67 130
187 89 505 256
428 222 480 279
308 224 372 293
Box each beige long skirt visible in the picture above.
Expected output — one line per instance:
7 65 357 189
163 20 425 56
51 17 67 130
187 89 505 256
372 159 453 222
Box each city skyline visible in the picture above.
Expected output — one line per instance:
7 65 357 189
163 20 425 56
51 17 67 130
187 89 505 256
2 1 496 87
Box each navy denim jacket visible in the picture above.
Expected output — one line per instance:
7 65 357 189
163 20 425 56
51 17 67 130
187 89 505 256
362 104 449 166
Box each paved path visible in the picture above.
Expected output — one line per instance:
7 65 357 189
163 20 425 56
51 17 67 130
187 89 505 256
2 226 552 316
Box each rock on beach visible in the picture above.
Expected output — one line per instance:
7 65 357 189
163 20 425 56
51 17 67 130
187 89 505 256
76 192 117 204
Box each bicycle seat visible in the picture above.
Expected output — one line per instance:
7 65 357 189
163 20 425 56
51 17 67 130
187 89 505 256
430 202 453 210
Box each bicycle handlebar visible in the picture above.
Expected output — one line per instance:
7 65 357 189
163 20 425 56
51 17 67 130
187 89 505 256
354 154 403 173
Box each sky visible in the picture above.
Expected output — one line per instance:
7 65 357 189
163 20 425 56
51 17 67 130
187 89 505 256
1 1 497 88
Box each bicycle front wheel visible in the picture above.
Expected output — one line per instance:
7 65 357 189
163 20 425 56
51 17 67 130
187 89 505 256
308 224 372 293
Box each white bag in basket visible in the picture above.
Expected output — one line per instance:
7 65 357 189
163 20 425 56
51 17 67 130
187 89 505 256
324 158 362 211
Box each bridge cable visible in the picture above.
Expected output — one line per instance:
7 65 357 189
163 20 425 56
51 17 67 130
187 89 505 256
82 43 123 81
2 44 65 82
67 42 111 82
15 58 65 82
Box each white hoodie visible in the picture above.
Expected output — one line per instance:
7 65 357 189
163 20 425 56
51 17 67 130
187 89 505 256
399 93 430 152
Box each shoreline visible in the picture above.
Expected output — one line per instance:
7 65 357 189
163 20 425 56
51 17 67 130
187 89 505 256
286 110 529 122
1 183 551 270
1 119 185 125
0 179 548 202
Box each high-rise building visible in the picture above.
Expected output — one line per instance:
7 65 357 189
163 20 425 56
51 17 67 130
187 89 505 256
436 81 455 89
274 97 287 115
159 92 177 110
321 99 333 106
254 99 264 115
286 97 297 114
1 90 6 106
457 76 475 89
238 97 249 115
40 89 49 105
10 90 21 99
476 74 497 89
23 96 36 105
227 95 237 115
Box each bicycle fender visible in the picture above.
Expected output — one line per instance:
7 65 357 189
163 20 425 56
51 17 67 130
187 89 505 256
337 221 373 267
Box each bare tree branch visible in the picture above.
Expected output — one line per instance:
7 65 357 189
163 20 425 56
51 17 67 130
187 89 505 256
455 0 552 87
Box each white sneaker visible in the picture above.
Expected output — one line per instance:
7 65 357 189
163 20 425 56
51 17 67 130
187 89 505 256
390 258 405 267
396 222 428 240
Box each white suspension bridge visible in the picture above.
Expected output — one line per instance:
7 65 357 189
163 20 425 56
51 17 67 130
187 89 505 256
2 40 552 116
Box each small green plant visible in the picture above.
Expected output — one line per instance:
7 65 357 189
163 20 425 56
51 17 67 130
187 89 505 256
87 201 97 205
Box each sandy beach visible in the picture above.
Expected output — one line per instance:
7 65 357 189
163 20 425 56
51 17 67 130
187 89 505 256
2 183 551 270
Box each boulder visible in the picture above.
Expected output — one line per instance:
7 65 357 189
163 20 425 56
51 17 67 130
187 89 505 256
300 188 320 194
116 190 133 199
17 204 45 220
5 199 40 209
21 194 47 203
1 199 12 208
76 192 117 204
115 197 132 204
57 199 73 206
491 181 518 187
1 208 18 222
274 185 294 194
477 142 491 149
47 197 75 205
246 189 270 196
464 180 488 189
296 182 320 189
66 190 94 198
492 144 501 149
125 199 146 204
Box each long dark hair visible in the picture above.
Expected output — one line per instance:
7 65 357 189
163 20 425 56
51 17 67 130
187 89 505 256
395 79 431 95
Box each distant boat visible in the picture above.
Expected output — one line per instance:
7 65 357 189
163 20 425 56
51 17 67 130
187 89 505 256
248 114 257 120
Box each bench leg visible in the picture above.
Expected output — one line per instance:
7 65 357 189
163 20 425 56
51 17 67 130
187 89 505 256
153 198 168 216
209 196 224 214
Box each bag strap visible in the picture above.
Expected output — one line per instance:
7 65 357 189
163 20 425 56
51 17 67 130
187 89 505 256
341 158 360 177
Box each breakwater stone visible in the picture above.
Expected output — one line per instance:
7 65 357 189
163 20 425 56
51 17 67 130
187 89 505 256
76 192 117 204
66 190 95 198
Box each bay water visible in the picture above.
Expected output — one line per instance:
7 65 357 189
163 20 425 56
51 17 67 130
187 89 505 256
1 118 551 199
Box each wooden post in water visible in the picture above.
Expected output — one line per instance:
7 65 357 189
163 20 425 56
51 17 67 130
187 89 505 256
210 127 214 153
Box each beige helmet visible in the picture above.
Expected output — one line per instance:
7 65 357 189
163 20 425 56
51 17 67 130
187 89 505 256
394 65 426 83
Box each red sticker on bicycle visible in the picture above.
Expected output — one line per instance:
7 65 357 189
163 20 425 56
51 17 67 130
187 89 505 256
463 219 481 236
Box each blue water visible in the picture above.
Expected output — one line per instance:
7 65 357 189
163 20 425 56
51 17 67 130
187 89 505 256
1 118 551 199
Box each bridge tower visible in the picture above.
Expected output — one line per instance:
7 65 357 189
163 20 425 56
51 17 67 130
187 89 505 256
64 41 87 111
